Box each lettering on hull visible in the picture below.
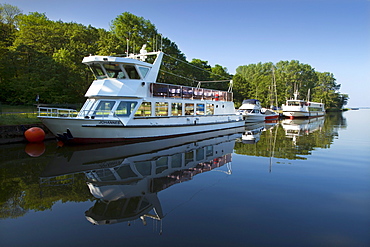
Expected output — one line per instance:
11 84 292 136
98 120 122 125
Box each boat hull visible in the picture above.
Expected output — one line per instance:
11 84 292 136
241 114 265 123
40 116 244 144
282 111 325 119
265 115 279 120
264 111 279 120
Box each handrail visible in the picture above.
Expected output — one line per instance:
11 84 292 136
38 107 78 118
38 107 122 120
150 82 233 102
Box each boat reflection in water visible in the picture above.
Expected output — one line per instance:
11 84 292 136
241 121 278 144
40 128 243 227
281 117 325 143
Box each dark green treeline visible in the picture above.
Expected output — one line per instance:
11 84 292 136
0 4 347 109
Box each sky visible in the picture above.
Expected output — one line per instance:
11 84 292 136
5 0 370 107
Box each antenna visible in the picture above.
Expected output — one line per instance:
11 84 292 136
126 38 129 57
160 34 163 51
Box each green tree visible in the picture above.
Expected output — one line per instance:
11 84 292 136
8 12 101 104
275 60 317 101
235 62 274 107
111 12 158 55
0 3 21 27
234 60 347 110
232 74 251 107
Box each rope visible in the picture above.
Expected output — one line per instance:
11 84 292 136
162 53 230 81
159 69 197 83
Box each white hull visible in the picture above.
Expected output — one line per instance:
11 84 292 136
282 95 325 119
237 99 279 122
282 110 325 118
40 115 244 144
241 113 265 123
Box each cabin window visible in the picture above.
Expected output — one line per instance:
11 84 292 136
89 63 107 79
196 104 205 115
171 153 182 168
102 63 125 79
288 101 300 106
135 102 151 116
94 169 116 182
169 86 181 98
151 83 169 97
206 146 213 157
194 88 203 99
203 89 213 100
185 103 194 115
155 102 168 116
196 148 205 161
114 165 138 179
206 104 214 115
134 161 152 176
185 151 193 165
138 67 150 78
182 87 193 98
156 157 168 174
124 65 140 79
115 101 138 117
171 103 182 116
94 100 115 117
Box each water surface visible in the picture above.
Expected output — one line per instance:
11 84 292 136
1 110 369 246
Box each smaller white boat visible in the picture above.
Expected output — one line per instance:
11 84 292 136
241 122 265 144
282 90 325 119
237 99 279 122
262 108 279 121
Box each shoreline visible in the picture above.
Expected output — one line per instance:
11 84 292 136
0 124 55 144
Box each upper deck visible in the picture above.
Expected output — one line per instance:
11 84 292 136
83 49 233 101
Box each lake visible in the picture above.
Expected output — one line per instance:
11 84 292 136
1 110 369 247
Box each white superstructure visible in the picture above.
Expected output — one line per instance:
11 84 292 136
282 91 325 119
38 48 244 144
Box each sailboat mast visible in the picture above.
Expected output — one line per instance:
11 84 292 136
272 66 278 108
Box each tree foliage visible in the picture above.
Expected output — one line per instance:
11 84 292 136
0 4 347 110
234 61 348 110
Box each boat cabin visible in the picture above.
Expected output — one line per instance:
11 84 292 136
77 53 234 121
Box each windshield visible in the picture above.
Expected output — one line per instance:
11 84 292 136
89 63 107 79
103 63 126 79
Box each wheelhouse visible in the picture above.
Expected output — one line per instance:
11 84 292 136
87 61 150 80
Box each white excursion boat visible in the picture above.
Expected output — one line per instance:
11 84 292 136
236 99 279 122
38 47 244 144
282 90 325 119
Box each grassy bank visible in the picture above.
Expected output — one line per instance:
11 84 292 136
0 104 40 126
0 113 40 125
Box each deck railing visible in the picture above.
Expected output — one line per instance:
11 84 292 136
38 107 78 118
38 107 123 120
150 83 233 102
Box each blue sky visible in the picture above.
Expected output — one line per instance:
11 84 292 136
6 0 370 107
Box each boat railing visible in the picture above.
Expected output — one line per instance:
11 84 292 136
150 83 233 102
38 107 123 120
38 107 78 118
77 109 122 119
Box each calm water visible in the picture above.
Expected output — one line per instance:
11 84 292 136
1 110 369 247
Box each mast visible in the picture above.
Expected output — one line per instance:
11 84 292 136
271 66 278 108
